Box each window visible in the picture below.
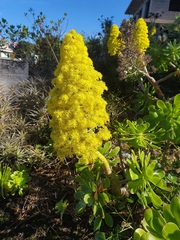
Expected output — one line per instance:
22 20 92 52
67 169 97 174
144 0 150 18
169 0 180 11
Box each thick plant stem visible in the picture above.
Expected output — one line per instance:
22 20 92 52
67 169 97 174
96 151 129 197
96 151 112 175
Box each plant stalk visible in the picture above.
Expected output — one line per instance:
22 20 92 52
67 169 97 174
96 151 129 197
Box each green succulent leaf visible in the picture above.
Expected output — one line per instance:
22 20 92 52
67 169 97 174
148 188 162 208
153 169 165 179
163 204 177 225
144 208 166 234
174 93 180 106
146 161 157 176
126 160 140 176
128 168 139 181
141 232 162 240
106 147 120 159
157 100 167 111
128 179 142 194
135 197 180 240
93 202 98 216
134 228 147 240
76 175 88 185
170 197 180 227
100 192 110 204
98 141 112 155
109 158 120 166
162 222 180 240
145 93 180 142
81 184 92 194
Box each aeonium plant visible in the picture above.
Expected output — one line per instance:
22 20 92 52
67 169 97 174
47 29 111 165
126 150 171 208
47 29 124 196
144 93 180 143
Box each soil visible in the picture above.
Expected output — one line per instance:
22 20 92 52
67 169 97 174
0 159 143 240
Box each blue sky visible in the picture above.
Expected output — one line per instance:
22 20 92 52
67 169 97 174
0 0 132 37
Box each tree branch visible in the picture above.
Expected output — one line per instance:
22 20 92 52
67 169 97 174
157 71 176 84
136 66 164 99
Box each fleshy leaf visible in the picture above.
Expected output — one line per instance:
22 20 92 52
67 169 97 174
134 228 146 240
162 222 180 240
170 197 180 227
148 188 162 208
163 204 177 225
144 208 166 234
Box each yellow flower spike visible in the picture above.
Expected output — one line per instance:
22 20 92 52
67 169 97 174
133 18 150 53
151 26 156 36
47 29 111 165
108 24 125 56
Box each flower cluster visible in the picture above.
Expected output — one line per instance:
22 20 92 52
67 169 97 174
133 18 150 53
48 30 111 164
150 26 156 36
108 24 122 56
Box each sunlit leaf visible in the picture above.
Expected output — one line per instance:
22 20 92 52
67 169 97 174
162 222 180 240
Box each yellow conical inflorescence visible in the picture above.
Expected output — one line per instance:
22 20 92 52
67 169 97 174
47 30 111 164
133 18 150 53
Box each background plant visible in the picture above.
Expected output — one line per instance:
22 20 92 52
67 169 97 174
126 150 170 208
134 196 180 240
0 77 52 167
114 118 159 150
0 164 11 198
108 18 180 100
0 164 31 198
144 93 180 143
